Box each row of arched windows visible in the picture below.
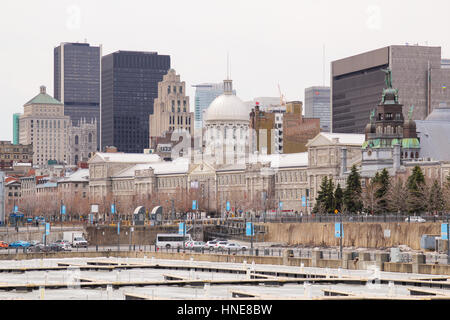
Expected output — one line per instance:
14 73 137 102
74 133 93 145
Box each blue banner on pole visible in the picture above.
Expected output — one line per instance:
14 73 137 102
226 201 231 211
335 223 344 238
61 205 66 215
279 201 283 210
117 221 120 235
45 223 50 236
192 200 197 210
442 223 448 240
246 222 254 236
301 196 306 207
179 222 185 235
111 204 115 214
14 205 18 213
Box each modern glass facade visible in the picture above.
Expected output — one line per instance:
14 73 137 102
304 86 331 132
332 66 387 133
54 42 101 148
101 51 170 153
12 113 20 145
192 83 235 129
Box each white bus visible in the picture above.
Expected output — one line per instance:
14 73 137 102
156 233 192 249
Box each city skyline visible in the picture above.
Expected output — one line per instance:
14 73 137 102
2 0 450 141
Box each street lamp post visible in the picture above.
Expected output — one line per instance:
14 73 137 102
250 214 254 250
183 213 186 253
339 211 343 260
447 213 449 264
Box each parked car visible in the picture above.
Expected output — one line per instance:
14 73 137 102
405 216 426 223
185 241 205 249
29 240 40 247
30 244 51 253
222 242 248 251
8 241 31 248
51 241 72 251
34 216 45 225
54 239 71 246
0 241 8 249
72 237 88 248
204 240 218 250
216 241 229 250
49 243 64 252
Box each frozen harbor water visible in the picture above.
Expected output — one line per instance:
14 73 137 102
0 256 448 300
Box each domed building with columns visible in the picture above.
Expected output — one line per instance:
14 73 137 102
203 79 254 164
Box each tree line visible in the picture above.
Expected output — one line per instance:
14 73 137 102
313 165 450 215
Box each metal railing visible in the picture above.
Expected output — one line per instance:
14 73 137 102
1 244 448 265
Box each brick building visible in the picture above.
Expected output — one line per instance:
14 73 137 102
0 141 33 170
250 101 320 154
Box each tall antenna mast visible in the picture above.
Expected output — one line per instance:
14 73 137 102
227 52 230 80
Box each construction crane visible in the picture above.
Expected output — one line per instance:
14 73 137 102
277 83 286 106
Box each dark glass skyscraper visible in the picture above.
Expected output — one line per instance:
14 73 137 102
54 42 101 148
101 51 170 153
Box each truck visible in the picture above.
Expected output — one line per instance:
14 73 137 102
63 232 88 248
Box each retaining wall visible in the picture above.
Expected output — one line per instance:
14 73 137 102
264 222 441 250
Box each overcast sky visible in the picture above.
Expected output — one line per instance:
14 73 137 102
1 0 450 141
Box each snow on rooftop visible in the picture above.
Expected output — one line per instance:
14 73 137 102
246 152 309 168
93 152 161 163
114 157 190 178
36 182 57 188
60 169 89 183
321 132 365 145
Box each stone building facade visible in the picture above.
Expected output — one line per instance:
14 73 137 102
149 69 193 143
87 132 368 219
68 118 97 165
0 141 33 170
19 86 70 166
19 86 97 166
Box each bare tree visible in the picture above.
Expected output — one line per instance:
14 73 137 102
362 179 381 214
386 177 408 215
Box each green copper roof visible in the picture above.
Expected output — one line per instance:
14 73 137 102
24 86 62 106
391 138 401 146
402 138 420 149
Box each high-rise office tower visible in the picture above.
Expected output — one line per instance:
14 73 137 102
54 42 101 148
192 83 236 130
101 51 170 153
305 86 331 132
331 45 450 133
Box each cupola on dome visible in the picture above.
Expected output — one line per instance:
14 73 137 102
204 79 251 122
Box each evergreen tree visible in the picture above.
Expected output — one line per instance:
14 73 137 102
372 168 390 214
326 178 335 213
343 165 363 213
444 174 450 212
406 166 426 213
313 176 336 214
334 183 343 212
313 176 329 214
